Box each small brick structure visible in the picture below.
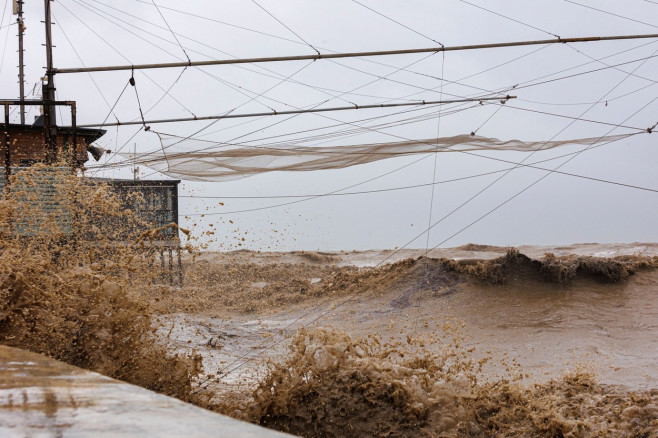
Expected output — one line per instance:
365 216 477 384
3 121 105 168
1 122 184 286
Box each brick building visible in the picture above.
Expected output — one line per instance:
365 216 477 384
4 117 106 168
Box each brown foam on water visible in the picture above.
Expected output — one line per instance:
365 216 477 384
0 165 201 402
440 249 658 285
218 328 658 437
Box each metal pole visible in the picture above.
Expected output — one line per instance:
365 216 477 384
42 83 55 163
70 101 77 171
43 0 57 162
3 105 11 193
16 0 25 124
53 33 658 74
76 95 516 128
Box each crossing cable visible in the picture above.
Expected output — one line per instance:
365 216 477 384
52 10 122 124
352 0 443 46
89 0 432 105
565 43 658 85
0 0 10 79
420 94 658 255
508 53 658 92
93 50 658 134
98 80 129 129
65 0 198 117
128 0 536 108
192 44 549 141
149 60 317 155
391 38 658 108
96 68 188 173
127 59 322 177
251 0 320 55
58 0 196 118
75 0 313 112
470 104 505 136
458 0 561 39
86 0 456 126
563 0 658 30
87 0 644 135
98 0 658 111
100 0 484 110
137 66 188 119
76 0 426 158
64 0 293 173
104 0 542 109
151 0 191 63
416 51 446 340
86 9 652 176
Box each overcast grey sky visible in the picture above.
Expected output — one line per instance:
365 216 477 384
0 0 657 251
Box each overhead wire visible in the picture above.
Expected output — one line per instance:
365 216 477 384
351 0 443 46
59 0 196 118
52 9 121 123
75 0 452 169
415 50 446 339
250 0 320 55
89 0 428 105
0 0 11 80
82 0 616 161
150 0 191 63
458 0 561 39
562 0 658 30
392 38 658 108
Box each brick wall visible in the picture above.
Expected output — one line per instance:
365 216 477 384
3 128 91 166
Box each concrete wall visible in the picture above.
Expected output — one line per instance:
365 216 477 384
0 345 295 438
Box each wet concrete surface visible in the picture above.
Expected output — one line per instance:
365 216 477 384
0 345 295 437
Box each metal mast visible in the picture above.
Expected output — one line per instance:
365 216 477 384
43 0 57 163
15 0 25 124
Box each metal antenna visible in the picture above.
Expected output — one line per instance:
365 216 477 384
15 0 26 124
43 0 57 163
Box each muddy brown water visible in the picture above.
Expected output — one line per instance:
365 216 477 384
1 177 656 438
152 245 658 437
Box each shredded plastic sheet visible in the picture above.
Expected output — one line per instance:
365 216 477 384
119 133 634 182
